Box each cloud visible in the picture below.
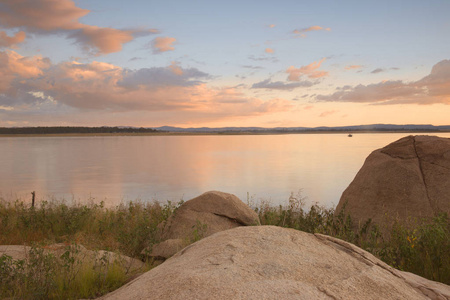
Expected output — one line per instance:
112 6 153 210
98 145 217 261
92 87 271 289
286 58 328 81
319 110 338 117
0 50 293 121
248 55 279 63
69 26 135 55
151 37 176 53
0 0 155 54
316 59 450 105
293 26 331 37
252 78 314 90
269 24 276 28
242 65 264 70
265 48 274 54
0 31 26 48
0 50 51 94
345 65 363 70
119 65 209 89
168 61 183 75
371 68 384 74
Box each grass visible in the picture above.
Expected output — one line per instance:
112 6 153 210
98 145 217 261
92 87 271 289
0 194 448 299
0 198 183 299
255 192 450 284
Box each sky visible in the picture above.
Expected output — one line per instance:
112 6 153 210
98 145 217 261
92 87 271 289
0 0 449 128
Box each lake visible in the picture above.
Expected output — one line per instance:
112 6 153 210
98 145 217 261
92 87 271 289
1 133 449 208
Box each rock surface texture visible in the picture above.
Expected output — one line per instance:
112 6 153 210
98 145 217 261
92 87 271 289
101 226 450 300
146 191 260 259
336 135 450 227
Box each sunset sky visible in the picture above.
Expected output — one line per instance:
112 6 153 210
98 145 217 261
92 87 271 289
0 0 449 128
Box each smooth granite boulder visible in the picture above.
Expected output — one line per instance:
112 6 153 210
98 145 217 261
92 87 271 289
144 191 260 259
101 226 449 300
336 135 450 228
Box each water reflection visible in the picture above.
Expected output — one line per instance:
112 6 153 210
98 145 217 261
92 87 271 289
1 133 449 207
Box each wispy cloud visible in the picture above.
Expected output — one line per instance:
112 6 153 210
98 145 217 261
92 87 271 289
286 58 328 81
319 110 338 117
151 37 176 53
345 65 363 70
248 55 279 63
265 48 274 54
0 0 156 55
252 79 314 90
316 59 450 105
292 26 331 37
241 65 264 70
371 68 384 74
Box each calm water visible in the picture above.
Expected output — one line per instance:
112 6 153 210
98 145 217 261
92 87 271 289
1 133 449 208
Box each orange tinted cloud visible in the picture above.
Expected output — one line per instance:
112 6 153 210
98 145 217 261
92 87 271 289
169 61 183 75
0 0 153 54
317 60 450 105
152 37 176 53
345 65 363 70
265 48 274 54
0 50 50 92
0 0 89 31
0 53 291 120
286 58 328 81
319 110 338 117
0 31 26 48
293 26 331 37
70 26 134 55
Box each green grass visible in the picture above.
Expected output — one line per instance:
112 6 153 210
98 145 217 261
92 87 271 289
0 194 448 299
255 192 450 284
0 198 183 299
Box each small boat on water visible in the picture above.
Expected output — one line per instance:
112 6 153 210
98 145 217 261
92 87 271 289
348 133 353 137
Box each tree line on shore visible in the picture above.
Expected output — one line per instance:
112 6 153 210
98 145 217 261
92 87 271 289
0 126 158 135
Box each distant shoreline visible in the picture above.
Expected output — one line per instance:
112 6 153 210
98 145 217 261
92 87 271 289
1 130 450 137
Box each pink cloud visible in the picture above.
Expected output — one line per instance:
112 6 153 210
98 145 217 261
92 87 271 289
169 61 183 76
317 59 450 105
0 0 89 31
293 26 331 37
319 110 338 117
0 50 50 92
0 31 26 48
0 0 154 55
69 26 134 55
286 58 328 81
152 37 176 53
345 65 363 70
265 48 274 54
0 51 292 120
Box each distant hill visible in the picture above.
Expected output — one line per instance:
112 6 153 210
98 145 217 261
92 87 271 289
1 124 449 135
154 124 450 133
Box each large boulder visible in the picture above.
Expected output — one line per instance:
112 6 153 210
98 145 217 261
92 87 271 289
145 191 260 259
336 135 450 228
101 226 449 300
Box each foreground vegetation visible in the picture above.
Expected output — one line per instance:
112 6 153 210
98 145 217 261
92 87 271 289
0 195 448 299
255 193 449 284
